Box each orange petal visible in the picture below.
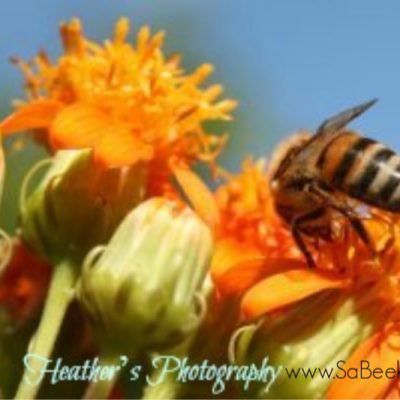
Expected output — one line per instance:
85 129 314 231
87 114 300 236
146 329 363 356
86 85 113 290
327 326 400 399
50 103 108 149
50 103 153 168
173 165 220 228
214 258 266 297
1 99 61 135
95 128 153 168
241 269 349 320
218 257 307 297
211 237 263 280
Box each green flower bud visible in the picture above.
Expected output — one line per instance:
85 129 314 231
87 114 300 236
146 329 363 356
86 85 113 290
20 149 146 263
78 198 213 355
232 293 376 399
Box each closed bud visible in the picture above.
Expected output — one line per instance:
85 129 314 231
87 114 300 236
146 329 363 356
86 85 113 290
79 198 213 354
20 149 146 263
232 293 375 399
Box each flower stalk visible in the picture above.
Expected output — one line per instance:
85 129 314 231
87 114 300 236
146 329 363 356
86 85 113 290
14 259 77 399
83 350 121 400
142 353 184 400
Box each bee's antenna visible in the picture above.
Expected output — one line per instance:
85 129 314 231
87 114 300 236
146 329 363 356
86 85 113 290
316 98 378 135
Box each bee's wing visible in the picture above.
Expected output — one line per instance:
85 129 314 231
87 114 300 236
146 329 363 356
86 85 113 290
293 98 378 165
315 98 377 137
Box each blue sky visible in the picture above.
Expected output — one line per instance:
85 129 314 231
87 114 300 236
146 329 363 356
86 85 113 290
1 0 400 170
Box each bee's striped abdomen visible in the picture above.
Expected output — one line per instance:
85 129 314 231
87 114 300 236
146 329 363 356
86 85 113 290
318 132 400 211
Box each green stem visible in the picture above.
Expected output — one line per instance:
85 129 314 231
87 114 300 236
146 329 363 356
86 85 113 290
14 260 77 400
143 365 182 400
83 351 120 399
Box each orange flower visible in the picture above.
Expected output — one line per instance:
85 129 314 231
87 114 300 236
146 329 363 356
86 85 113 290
0 239 51 324
322 218 400 399
1 18 236 171
234 215 400 397
191 155 400 399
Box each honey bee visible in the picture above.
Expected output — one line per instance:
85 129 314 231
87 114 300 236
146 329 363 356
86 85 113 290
269 99 400 267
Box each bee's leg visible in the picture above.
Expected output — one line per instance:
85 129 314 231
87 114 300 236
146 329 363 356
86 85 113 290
341 211 372 247
309 183 374 253
292 228 317 268
292 208 326 268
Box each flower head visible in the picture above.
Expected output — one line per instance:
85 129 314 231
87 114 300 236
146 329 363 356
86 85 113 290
1 18 236 171
208 150 400 399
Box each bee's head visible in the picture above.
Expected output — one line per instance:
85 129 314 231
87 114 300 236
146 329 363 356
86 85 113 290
268 131 312 187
